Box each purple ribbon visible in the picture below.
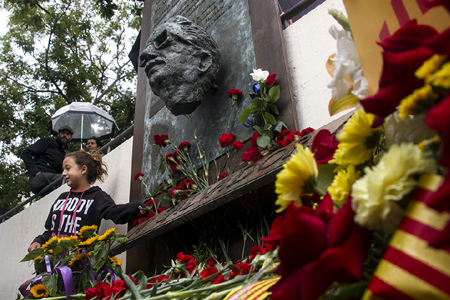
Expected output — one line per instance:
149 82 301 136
19 254 74 297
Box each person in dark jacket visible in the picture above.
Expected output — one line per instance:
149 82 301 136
21 125 74 195
28 151 148 252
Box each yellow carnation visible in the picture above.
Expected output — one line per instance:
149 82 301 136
351 143 436 234
415 54 448 80
275 144 318 212
431 61 450 89
331 108 382 166
328 164 361 207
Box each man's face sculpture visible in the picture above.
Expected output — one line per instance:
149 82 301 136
139 16 220 116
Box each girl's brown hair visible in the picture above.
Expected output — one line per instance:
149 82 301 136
66 151 108 184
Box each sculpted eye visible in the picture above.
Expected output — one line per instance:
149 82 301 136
154 29 169 49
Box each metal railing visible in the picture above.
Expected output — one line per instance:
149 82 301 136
0 124 134 223
280 0 319 28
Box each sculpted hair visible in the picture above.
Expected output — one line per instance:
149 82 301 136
164 15 220 79
66 151 108 184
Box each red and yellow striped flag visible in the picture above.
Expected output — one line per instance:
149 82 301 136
364 174 450 300
224 276 280 300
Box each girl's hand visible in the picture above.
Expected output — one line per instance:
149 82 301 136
28 242 41 252
138 206 149 215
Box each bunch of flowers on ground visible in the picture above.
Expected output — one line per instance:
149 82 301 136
20 226 128 299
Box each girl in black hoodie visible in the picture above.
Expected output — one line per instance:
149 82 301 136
28 151 147 252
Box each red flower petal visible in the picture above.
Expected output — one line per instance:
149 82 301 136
311 130 339 164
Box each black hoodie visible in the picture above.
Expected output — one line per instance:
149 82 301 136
33 186 144 245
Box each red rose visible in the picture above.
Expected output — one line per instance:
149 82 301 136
426 94 450 169
232 140 243 150
241 146 263 163
267 196 372 300
218 133 235 147
133 172 144 181
178 141 190 151
311 129 339 164
266 73 277 86
218 172 229 180
360 20 439 127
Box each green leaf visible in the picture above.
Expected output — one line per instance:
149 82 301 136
159 155 166 174
262 130 274 139
253 125 263 134
316 163 338 195
42 274 58 296
239 108 251 124
257 135 271 148
21 248 45 262
269 104 279 115
267 85 280 103
251 97 261 106
264 112 277 125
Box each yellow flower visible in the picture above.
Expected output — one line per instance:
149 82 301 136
78 236 99 247
275 144 319 212
42 236 59 249
415 54 448 80
30 284 49 298
418 135 441 151
330 108 382 166
431 61 450 89
398 85 438 120
109 255 122 265
60 235 78 241
78 225 98 238
98 228 115 241
351 143 437 234
327 164 361 207
68 253 84 267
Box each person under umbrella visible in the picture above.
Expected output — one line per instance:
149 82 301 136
21 125 73 196
85 137 102 154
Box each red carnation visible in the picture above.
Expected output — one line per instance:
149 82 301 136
200 266 226 284
218 133 235 147
153 134 169 147
232 140 244 150
229 262 254 279
251 131 261 147
218 172 229 180
177 141 190 151
241 146 263 163
134 172 144 181
299 127 315 137
176 252 197 274
85 280 127 300
227 89 243 101
249 245 269 262
266 73 277 86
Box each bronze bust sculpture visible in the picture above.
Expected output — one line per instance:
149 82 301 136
139 15 221 116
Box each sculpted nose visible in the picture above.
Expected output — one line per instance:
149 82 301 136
138 48 157 67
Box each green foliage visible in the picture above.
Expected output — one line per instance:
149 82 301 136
0 0 143 215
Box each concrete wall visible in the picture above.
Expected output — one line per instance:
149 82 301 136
284 0 353 130
0 138 133 300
